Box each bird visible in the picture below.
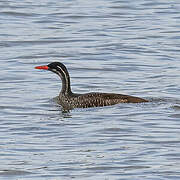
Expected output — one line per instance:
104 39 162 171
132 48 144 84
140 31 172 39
35 62 148 110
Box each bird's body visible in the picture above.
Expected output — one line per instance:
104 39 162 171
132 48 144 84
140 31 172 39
58 92 147 109
35 62 148 110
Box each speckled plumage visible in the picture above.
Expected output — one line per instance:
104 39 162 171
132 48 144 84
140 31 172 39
58 92 147 109
35 62 148 110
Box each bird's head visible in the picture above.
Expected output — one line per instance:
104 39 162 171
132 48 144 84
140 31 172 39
35 62 68 76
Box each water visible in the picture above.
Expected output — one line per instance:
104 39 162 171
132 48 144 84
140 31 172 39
1 0 180 179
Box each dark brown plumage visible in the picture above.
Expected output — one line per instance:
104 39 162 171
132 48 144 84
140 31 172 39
35 62 148 110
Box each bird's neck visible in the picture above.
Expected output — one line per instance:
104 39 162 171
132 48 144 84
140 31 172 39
58 71 72 95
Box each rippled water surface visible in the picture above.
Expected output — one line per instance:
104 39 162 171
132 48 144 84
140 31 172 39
1 0 180 179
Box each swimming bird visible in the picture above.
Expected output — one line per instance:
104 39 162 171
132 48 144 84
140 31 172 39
35 62 148 110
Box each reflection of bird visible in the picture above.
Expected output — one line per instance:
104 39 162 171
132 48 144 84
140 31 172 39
35 62 148 109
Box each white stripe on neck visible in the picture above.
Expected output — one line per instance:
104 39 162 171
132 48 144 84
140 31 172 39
57 65 69 92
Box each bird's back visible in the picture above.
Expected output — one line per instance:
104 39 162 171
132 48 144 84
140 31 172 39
58 92 148 109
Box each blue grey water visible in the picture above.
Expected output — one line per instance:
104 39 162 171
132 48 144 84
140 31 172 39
1 0 180 179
